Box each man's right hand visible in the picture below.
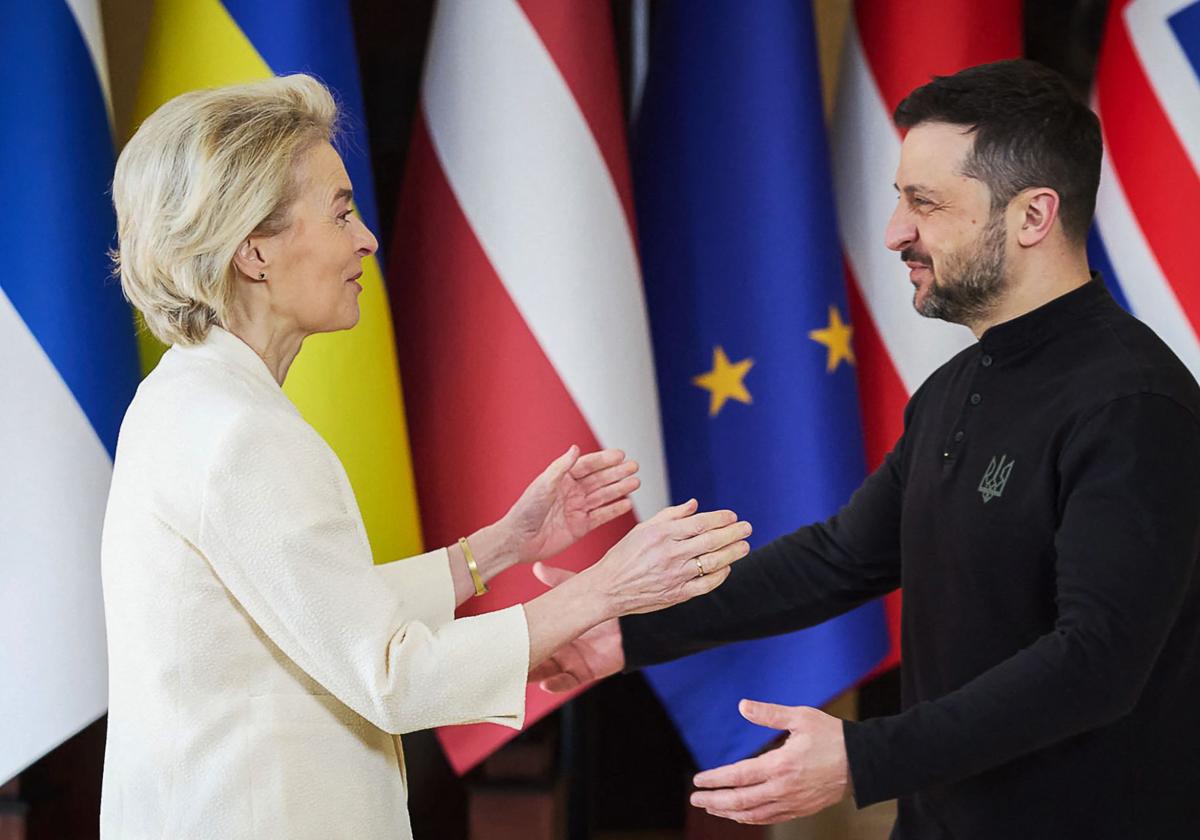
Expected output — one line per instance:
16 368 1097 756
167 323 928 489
529 562 625 691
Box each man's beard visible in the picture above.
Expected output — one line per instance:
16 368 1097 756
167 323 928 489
906 212 1009 326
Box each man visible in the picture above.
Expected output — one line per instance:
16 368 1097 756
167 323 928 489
532 60 1200 838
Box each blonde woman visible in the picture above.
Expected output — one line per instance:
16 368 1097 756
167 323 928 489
101 74 751 839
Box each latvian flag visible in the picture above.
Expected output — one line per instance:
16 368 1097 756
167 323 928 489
390 0 670 775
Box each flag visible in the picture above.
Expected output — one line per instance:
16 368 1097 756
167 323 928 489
633 0 890 770
131 0 423 564
0 1 141 782
1089 0 1200 378
831 0 1023 668
390 0 669 775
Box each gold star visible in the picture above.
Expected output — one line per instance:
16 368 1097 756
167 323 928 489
692 346 754 417
809 305 855 373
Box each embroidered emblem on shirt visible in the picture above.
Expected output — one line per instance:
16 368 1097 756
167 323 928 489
978 455 1015 503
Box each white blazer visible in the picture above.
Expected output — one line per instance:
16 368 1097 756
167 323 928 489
100 326 529 839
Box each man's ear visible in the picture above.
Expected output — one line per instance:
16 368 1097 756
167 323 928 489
1014 187 1060 248
232 236 269 281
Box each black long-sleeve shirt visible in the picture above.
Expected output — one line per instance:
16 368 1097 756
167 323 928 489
622 279 1200 838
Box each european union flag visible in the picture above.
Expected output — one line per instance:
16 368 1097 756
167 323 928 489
634 0 890 769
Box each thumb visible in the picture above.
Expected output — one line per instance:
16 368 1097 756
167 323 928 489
738 698 796 731
532 561 576 588
648 497 698 524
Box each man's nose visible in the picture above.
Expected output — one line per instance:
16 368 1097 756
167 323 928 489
884 203 916 253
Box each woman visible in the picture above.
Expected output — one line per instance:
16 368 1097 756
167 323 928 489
101 74 751 839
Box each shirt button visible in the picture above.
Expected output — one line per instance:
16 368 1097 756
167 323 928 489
970 393 982 405
981 354 993 367
954 430 965 442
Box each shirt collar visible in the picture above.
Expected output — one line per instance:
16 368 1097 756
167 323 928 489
978 274 1112 355
174 325 283 393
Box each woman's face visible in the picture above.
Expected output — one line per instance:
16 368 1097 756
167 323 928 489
257 142 378 335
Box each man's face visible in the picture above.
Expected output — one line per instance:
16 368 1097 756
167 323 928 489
885 122 1010 327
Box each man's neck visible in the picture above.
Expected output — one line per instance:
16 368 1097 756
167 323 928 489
968 252 1093 339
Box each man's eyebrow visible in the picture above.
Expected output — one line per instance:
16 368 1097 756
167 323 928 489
894 183 942 197
333 187 354 204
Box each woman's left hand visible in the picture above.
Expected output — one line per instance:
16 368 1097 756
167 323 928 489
503 445 641 564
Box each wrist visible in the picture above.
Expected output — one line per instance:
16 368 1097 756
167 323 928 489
572 565 625 623
467 521 521 579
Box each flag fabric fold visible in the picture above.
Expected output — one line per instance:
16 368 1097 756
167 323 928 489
0 0 141 783
390 0 669 775
633 0 890 771
1089 0 1200 379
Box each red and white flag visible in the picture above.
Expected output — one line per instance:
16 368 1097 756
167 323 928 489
831 0 1023 667
389 0 668 775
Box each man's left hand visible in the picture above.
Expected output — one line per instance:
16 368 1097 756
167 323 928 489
691 700 851 825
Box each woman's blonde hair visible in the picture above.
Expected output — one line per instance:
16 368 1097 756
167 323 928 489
112 74 338 345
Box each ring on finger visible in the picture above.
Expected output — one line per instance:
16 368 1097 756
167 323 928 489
695 557 706 577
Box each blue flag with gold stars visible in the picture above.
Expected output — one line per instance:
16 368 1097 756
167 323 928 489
633 0 890 769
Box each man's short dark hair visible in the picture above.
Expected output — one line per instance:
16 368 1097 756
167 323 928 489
894 59 1101 243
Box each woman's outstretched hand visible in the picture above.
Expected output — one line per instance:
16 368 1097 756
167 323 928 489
503 445 641 564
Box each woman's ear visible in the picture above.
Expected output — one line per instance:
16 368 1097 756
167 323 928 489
232 237 269 281
1015 187 1061 248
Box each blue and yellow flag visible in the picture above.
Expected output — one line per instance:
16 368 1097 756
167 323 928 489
634 0 890 769
132 0 422 562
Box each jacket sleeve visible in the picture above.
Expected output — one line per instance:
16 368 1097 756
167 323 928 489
196 409 529 735
844 393 1200 805
620 432 906 669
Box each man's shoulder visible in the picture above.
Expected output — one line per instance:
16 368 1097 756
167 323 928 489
1078 300 1200 419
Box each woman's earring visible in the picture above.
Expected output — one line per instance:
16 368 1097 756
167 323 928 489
258 272 267 280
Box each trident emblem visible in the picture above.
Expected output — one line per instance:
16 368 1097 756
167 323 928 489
978 455 1014 503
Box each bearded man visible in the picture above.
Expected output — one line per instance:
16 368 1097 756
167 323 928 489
534 60 1200 839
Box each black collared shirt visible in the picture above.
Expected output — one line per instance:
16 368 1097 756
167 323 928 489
622 279 1200 838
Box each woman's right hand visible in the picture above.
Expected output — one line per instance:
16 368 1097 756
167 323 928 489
585 498 752 617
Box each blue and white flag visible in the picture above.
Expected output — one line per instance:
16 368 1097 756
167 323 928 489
0 1 140 782
633 0 890 769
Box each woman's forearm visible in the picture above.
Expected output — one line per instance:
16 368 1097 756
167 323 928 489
522 569 613 672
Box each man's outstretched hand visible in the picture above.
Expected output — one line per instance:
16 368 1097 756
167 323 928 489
528 563 625 691
690 700 850 824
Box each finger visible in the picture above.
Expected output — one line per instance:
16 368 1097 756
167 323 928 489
579 460 639 494
677 564 732 600
703 804 792 826
585 476 640 508
669 509 738 538
692 540 750 576
532 561 576 588
569 448 627 479
586 497 634 530
693 752 773 789
690 780 777 812
679 520 752 556
540 674 584 693
739 699 797 731
529 658 564 682
647 498 698 524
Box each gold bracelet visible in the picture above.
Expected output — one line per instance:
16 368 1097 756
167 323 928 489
458 537 488 597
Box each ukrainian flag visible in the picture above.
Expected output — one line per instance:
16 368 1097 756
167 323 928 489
131 0 422 562
0 1 141 781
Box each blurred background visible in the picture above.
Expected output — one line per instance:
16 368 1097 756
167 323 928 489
6 0 1194 838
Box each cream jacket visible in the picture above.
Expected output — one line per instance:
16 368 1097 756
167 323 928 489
99 326 529 839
